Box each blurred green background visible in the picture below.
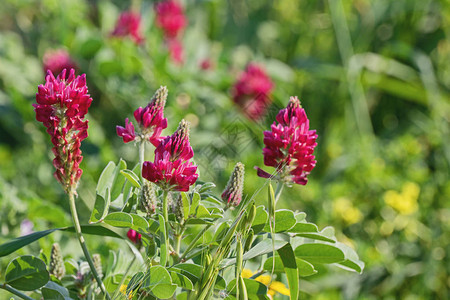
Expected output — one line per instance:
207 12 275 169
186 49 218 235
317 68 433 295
0 0 449 299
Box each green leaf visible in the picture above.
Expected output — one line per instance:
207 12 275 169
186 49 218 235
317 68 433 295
296 232 336 243
333 242 365 273
221 239 288 268
158 214 168 267
295 212 306 222
227 278 268 296
295 243 345 264
111 159 127 200
89 191 111 223
296 259 317 277
289 222 319 233
251 206 268 234
195 204 211 218
263 256 284 273
63 225 123 239
278 243 299 300
170 271 194 291
120 169 141 188
5 255 49 291
189 192 201 215
147 219 160 234
142 266 176 298
180 192 190 221
130 214 149 231
150 283 177 299
170 263 203 283
263 209 296 233
97 161 116 198
42 281 72 300
104 212 133 228
0 229 58 257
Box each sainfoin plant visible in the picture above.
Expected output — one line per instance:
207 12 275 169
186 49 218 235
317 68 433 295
0 69 364 300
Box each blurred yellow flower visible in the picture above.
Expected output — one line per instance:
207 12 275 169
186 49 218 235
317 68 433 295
384 182 420 215
242 269 290 298
119 284 132 299
333 197 363 225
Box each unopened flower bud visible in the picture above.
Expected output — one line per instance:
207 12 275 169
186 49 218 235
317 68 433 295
92 254 103 279
222 162 245 207
140 181 158 216
127 229 142 245
49 243 65 279
171 193 184 223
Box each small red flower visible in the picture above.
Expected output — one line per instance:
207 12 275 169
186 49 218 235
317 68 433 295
43 49 78 76
142 120 198 192
232 63 274 120
155 0 187 39
111 11 144 44
256 96 317 186
33 69 92 193
127 229 142 244
199 58 213 70
116 86 168 146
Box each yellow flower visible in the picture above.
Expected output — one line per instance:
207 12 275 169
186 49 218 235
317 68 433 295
333 197 363 225
119 284 132 299
242 269 290 298
384 182 420 215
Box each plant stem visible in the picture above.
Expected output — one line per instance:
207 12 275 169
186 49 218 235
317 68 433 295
174 233 182 256
162 190 170 266
1 284 34 300
274 180 284 205
68 191 111 300
179 224 212 261
112 256 136 299
138 141 145 182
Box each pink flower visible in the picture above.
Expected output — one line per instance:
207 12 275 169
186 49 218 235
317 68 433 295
232 63 274 120
222 162 245 207
167 38 184 65
127 229 142 244
43 49 78 75
199 58 214 70
256 96 317 186
142 120 198 192
116 86 168 146
155 0 187 39
111 11 144 44
33 69 93 193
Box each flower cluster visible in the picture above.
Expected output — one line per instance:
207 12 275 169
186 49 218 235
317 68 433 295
116 86 168 146
232 63 274 120
142 120 198 191
127 229 142 245
241 269 290 298
43 49 78 76
155 0 187 65
111 10 144 44
256 96 317 186
221 162 245 207
34 69 92 193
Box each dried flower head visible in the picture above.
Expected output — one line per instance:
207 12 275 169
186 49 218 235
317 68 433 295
49 243 65 279
232 63 274 120
34 69 92 193
111 10 144 44
142 119 198 192
256 96 317 186
222 162 245 207
117 86 168 146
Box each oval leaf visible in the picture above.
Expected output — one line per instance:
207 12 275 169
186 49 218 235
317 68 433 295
5 255 49 291
104 212 133 228
295 243 345 264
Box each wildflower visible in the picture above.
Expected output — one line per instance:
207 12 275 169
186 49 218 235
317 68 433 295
20 219 33 236
384 182 420 215
155 0 187 39
127 229 142 244
199 58 213 70
43 49 78 75
256 96 317 186
142 120 198 192
333 197 363 225
241 269 290 298
111 11 144 44
49 243 65 280
119 284 132 299
221 162 245 207
167 38 184 65
232 63 274 120
34 69 92 193
116 86 168 146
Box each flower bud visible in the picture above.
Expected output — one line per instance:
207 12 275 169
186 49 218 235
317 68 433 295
171 193 184 223
127 229 142 245
49 243 65 279
92 254 103 279
140 181 158 216
222 162 245 207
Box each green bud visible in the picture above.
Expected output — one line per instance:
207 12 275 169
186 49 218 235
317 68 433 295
222 162 245 207
244 229 254 252
140 181 157 216
92 254 103 279
171 193 184 223
49 243 65 279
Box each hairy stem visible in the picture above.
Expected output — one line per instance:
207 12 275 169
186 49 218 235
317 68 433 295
1 284 34 300
179 224 212 261
112 256 136 299
68 191 111 300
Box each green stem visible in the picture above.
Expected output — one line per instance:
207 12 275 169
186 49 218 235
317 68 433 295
68 191 111 300
139 141 145 182
274 180 284 205
1 284 34 300
179 224 212 261
162 190 170 266
112 256 136 299
174 233 182 257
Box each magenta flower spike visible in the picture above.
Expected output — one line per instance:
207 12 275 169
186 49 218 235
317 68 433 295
33 69 93 193
111 10 144 44
222 162 245 207
155 0 187 39
256 96 317 186
116 86 168 146
232 63 274 120
43 49 78 76
127 229 142 244
142 119 198 192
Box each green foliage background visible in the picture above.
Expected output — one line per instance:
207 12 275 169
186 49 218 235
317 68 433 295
0 0 449 299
